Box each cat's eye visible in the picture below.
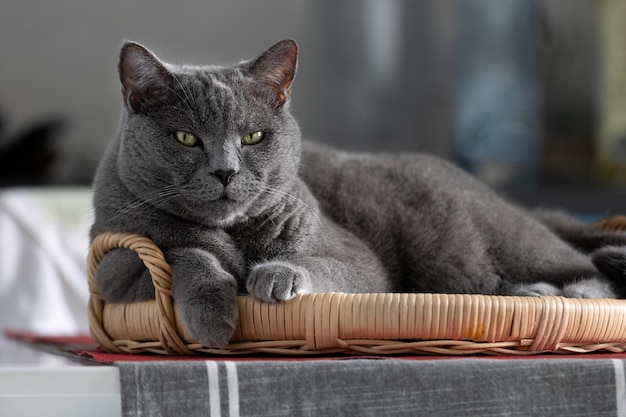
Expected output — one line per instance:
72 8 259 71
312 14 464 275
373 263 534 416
175 131 199 147
242 131 264 146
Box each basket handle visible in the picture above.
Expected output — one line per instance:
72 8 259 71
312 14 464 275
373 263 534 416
87 232 191 354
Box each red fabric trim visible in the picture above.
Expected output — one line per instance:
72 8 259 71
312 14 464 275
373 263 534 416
6 328 626 363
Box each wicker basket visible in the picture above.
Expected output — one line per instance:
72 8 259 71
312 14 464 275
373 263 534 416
88 216 626 356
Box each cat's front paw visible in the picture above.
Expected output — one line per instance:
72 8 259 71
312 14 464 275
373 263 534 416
170 249 239 347
247 261 312 302
180 279 239 347
184 310 238 348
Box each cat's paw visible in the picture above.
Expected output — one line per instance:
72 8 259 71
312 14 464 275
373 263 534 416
506 282 562 297
170 249 239 347
247 261 312 302
562 278 617 299
180 281 238 348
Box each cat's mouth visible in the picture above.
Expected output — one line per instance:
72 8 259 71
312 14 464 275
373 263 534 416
217 188 234 202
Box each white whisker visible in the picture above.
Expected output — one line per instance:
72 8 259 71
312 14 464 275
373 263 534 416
103 184 182 225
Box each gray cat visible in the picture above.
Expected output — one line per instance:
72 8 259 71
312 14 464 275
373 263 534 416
91 39 626 347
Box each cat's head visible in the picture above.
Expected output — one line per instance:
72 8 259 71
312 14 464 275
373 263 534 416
114 40 301 226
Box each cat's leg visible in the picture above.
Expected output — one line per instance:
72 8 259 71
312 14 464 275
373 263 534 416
247 255 390 303
169 248 238 347
95 248 154 301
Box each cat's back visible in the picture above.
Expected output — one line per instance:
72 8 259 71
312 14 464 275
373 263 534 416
299 141 498 253
300 141 589 292
300 141 512 290
300 140 495 213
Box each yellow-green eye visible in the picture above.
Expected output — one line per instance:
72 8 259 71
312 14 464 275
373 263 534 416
175 131 198 147
242 131 264 146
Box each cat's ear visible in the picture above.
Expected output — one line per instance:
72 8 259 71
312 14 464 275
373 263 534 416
118 41 173 112
249 39 298 107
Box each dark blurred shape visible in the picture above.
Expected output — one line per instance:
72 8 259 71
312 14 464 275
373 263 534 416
0 109 67 186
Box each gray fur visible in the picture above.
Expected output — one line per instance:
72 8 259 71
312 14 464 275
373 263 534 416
92 40 626 347
300 143 626 298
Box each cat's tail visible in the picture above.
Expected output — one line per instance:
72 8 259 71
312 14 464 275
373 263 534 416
591 246 626 296
532 209 626 252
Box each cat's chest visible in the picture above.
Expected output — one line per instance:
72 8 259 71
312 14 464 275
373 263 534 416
227 213 307 262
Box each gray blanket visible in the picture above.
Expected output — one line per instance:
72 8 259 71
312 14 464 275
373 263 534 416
118 358 626 416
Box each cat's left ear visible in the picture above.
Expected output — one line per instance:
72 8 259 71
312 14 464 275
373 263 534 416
249 39 298 107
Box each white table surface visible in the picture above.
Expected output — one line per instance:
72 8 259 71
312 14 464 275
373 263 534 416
0 334 121 417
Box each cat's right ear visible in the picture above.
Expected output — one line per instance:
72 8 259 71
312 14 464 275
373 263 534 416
118 42 172 112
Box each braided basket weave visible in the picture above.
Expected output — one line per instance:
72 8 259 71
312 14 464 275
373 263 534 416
88 216 626 356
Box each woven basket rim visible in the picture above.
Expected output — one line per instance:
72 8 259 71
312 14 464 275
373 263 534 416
88 220 626 356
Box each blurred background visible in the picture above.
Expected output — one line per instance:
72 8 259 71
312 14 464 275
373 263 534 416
0 0 625 211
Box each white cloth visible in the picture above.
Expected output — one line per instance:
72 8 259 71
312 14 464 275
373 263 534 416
0 187 92 335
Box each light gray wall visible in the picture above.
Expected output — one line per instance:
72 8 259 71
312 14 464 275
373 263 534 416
0 0 599 190
1 0 458 184
0 0 319 182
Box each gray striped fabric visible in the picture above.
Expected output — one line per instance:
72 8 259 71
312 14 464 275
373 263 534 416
118 358 626 416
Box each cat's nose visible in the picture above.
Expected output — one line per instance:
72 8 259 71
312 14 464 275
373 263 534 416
212 169 237 187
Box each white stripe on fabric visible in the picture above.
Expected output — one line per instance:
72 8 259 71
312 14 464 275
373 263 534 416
225 361 240 417
206 361 221 417
613 359 626 417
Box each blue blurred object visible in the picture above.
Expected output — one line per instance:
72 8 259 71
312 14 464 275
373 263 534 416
452 0 542 189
